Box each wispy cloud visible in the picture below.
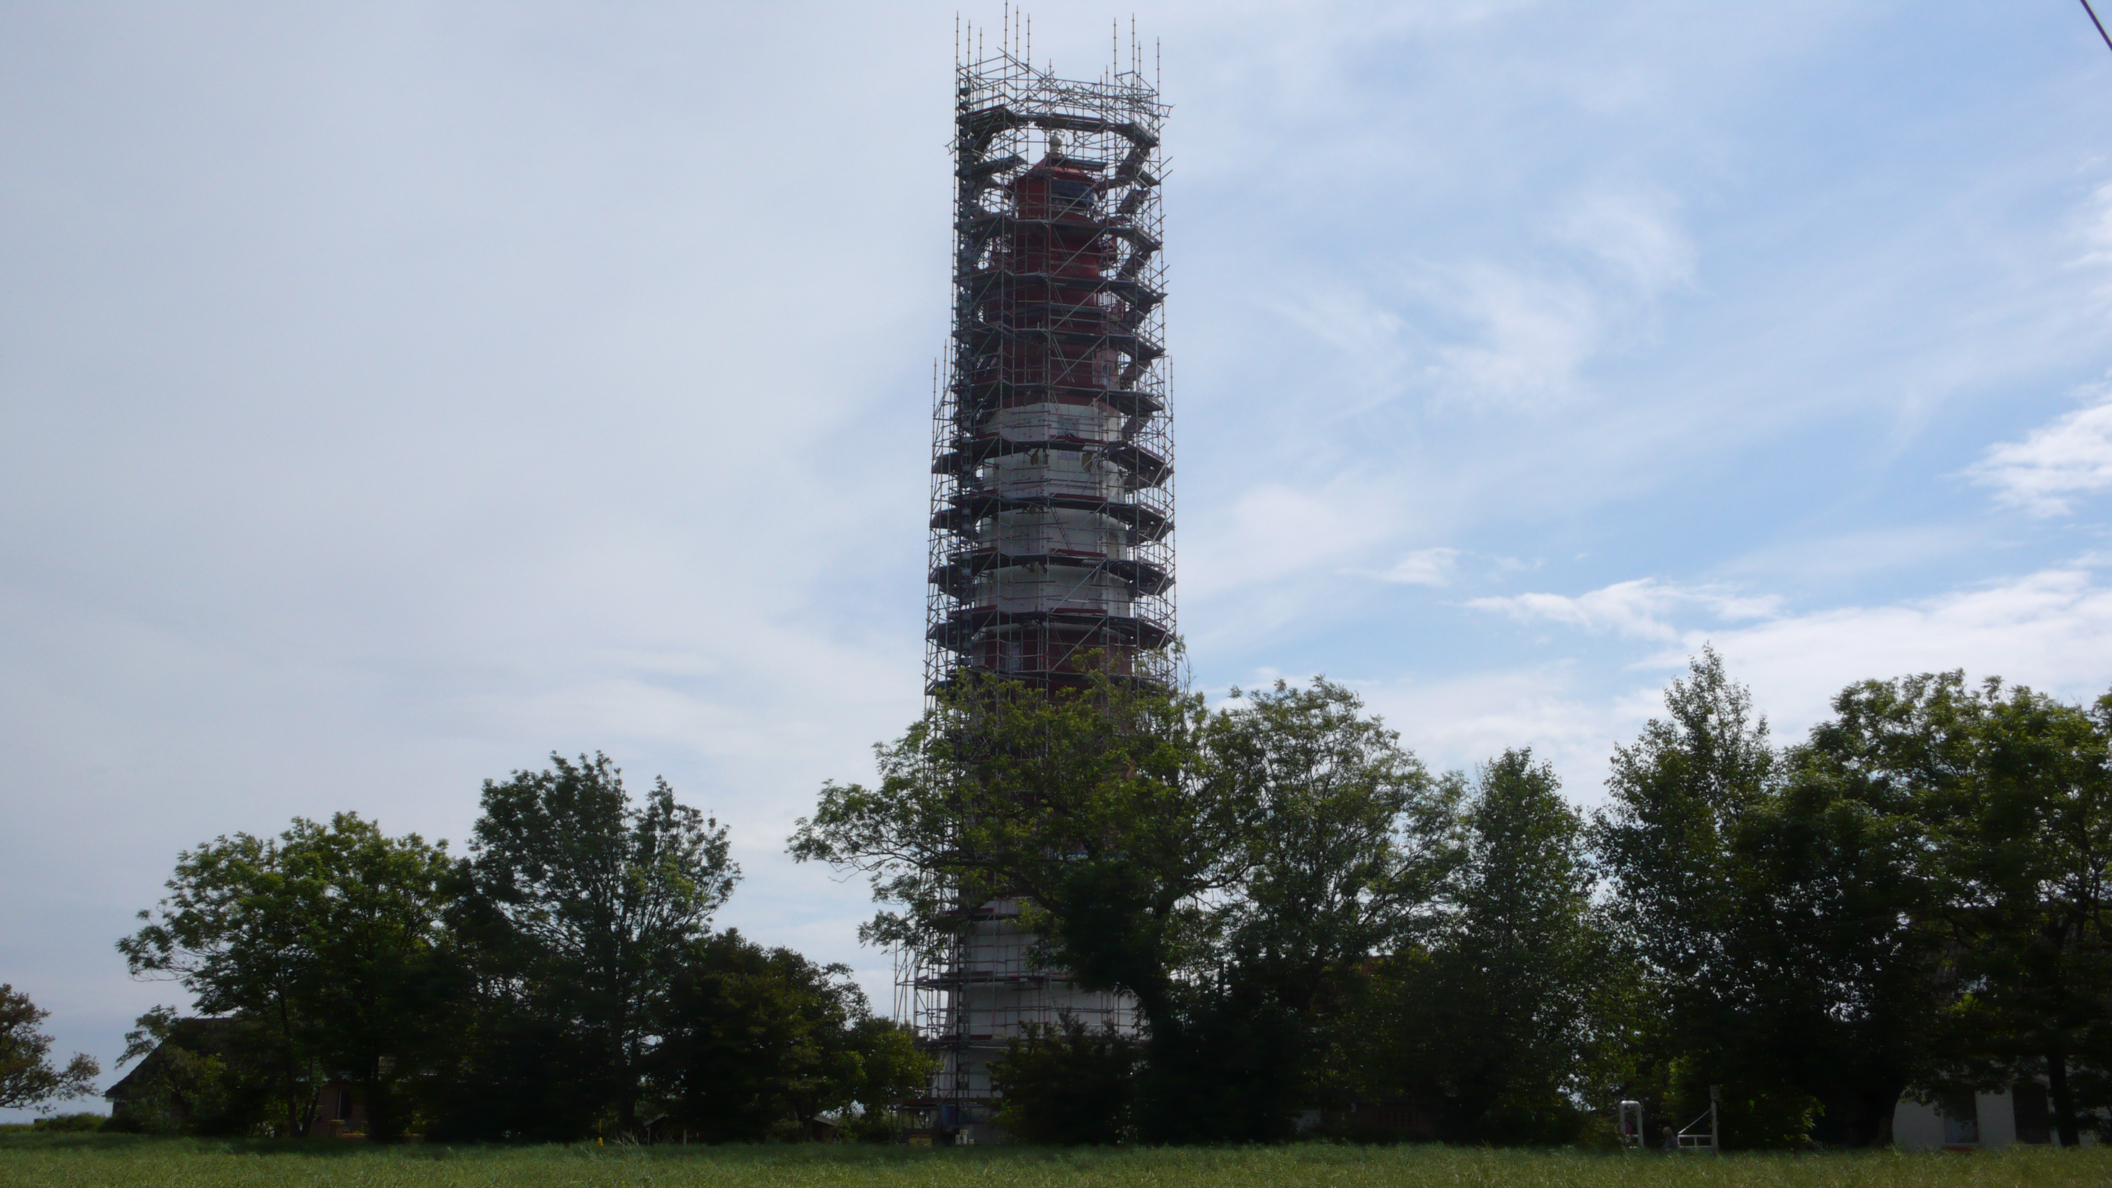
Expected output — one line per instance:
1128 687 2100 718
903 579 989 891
1554 183 1697 300
1379 547 1461 586
1467 578 1781 641
1968 387 2112 515
1684 566 2112 739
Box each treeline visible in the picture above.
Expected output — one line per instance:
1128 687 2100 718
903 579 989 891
105 650 2112 1148
795 649 2112 1148
113 755 928 1142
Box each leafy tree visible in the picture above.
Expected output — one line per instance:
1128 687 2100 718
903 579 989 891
463 752 737 1136
105 1007 258 1134
1907 677 2112 1145
845 1016 933 1123
1753 675 1961 1145
1593 649 1832 1147
0 985 98 1111
991 1014 1139 1144
792 669 1232 1049
1146 678 1452 1142
794 668 1450 1142
651 929 903 1140
117 814 455 1139
1202 679 1453 1019
1595 652 1963 1148
1361 749 1609 1143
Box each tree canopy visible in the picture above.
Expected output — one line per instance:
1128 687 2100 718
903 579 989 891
0 985 98 1111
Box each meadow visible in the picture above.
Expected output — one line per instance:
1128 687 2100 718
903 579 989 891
2 1136 2110 1188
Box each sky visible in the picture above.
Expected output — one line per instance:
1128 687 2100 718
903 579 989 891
6 0 2112 1116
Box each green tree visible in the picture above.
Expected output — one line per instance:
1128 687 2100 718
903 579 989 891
464 752 737 1136
1594 652 1962 1148
1362 749 1609 1143
0 985 98 1111
794 668 1451 1142
1593 649 1832 1146
1147 678 1452 1142
1203 679 1453 1020
792 670 1232 1051
1912 677 2112 1145
991 1015 1140 1144
117 814 455 1139
106 1008 248 1134
1755 675 1959 1145
651 929 925 1141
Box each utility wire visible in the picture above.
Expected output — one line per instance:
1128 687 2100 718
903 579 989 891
2084 0 2112 57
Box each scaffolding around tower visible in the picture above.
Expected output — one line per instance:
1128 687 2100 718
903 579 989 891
925 31 1174 698
903 24 1172 1144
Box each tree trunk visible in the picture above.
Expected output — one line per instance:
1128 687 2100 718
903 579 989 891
276 993 311 1139
1828 1080 1904 1147
2048 1046 2080 1147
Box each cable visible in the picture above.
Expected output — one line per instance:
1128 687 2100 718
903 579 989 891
2084 0 2112 56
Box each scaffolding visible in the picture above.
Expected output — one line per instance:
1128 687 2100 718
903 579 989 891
904 16 1172 1145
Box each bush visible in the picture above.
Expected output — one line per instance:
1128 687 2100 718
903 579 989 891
29 1112 105 1132
991 1015 1138 1145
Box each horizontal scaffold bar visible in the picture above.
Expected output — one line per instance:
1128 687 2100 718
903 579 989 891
931 491 1171 540
952 381 1165 419
928 552 1173 598
932 436 1170 487
956 104 1162 151
926 608 1173 651
957 269 1163 309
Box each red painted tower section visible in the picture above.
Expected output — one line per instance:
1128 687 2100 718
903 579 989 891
926 48 1173 694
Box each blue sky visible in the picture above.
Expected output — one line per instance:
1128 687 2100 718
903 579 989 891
6 1 2112 1114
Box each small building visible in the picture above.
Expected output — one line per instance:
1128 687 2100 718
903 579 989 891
1892 1082 2092 1150
307 1083 366 1138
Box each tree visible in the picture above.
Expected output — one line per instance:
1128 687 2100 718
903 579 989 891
117 813 456 1139
1594 652 1961 1148
1144 678 1452 1142
792 669 1234 1049
1202 679 1453 1019
794 668 1452 1142
1757 674 1960 1145
1591 648 1819 1147
991 1015 1139 1144
0 985 98 1111
1912 678 2112 1145
1361 749 1609 1143
652 930 926 1141
464 752 737 1136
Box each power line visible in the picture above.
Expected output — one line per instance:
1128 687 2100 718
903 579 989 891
2083 0 2112 57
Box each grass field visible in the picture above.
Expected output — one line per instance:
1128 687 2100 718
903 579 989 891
3 1137 2111 1188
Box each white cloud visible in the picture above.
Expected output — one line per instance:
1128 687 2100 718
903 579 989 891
1183 480 1405 600
1680 566 2112 739
1393 184 1696 410
1468 578 1780 641
1968 390 2112 515
1392 567 2112 797
1422 261 1605 407
1379 547 1460 586
1357 665 1656 801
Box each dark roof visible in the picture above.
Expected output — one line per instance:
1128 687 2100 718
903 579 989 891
104 1018 245 1101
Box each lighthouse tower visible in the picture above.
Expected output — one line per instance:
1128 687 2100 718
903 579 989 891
905 24 1173 1144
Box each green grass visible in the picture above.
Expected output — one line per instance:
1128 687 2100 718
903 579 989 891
2 1136 2108 1188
